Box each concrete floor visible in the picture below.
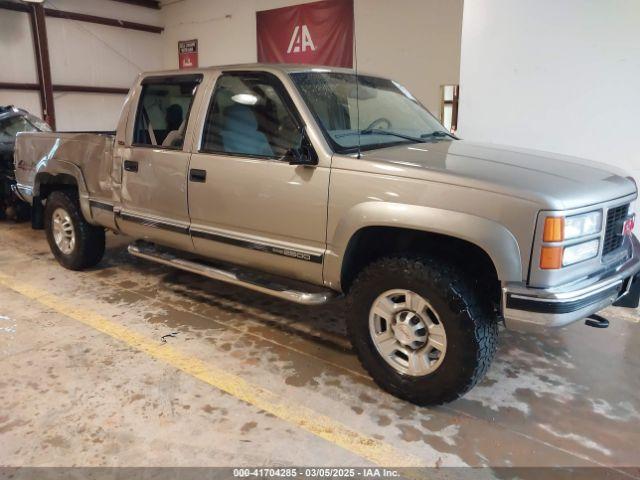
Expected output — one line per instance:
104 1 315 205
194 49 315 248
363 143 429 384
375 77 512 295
1 222 639 477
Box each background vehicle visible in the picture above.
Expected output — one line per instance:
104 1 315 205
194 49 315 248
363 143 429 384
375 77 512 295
12 65 640 405
0 105 50 221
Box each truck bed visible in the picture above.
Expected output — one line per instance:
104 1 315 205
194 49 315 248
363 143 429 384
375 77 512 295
14 131 116 204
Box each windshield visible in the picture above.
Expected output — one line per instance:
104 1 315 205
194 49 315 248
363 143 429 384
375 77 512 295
290 71 451 153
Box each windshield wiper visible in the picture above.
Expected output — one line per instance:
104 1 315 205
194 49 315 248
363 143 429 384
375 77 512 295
420 130 457 140
358 129 423 143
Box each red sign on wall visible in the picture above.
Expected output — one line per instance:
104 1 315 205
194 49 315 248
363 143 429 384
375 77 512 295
178 39 198 69
256 0 354 68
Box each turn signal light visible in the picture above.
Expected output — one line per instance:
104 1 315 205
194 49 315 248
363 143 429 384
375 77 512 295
543 217 564 242
540 246 563 270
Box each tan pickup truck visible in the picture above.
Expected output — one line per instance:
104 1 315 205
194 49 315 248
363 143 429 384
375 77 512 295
13 64 640 405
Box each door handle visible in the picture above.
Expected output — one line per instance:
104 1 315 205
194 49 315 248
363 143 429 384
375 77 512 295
189 169 207 183
124 160 138 172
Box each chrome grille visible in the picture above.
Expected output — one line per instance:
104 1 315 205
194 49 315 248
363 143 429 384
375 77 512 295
602 204 630 256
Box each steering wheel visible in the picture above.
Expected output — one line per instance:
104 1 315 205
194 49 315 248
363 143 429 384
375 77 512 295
365 117 392 131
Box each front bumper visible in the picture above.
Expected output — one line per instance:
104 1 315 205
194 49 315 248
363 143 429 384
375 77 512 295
502 235 640 332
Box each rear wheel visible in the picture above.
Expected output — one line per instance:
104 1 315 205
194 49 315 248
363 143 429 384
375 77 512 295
346 256 498 406
44 190 105 270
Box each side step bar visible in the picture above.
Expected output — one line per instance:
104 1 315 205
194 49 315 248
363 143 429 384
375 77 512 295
128 242 336 306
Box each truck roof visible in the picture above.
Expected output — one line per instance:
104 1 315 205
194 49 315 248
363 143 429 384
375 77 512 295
139 62 358 78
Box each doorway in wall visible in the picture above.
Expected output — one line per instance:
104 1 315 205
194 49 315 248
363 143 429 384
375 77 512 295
440 84 459 133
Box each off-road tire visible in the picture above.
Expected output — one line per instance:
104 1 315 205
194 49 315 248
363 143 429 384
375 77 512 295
346 256 498 406
44 190 105 270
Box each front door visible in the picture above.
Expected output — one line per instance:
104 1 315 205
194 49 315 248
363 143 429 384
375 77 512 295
188 71 329 284
119 74 202 251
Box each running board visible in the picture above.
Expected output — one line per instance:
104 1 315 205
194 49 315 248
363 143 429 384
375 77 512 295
127 242 336 306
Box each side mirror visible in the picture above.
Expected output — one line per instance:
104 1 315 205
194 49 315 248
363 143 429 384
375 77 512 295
288 127 318 166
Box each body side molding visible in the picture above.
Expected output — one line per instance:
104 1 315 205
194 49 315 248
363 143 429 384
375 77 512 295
115 210 324 264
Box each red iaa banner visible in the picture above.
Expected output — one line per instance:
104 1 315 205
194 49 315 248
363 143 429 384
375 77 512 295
256 0 354 68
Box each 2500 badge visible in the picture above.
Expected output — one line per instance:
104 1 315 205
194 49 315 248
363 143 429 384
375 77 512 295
272 247 312 262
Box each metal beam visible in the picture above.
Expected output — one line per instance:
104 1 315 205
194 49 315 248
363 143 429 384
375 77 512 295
44 8 163 34
0 82 129 95
29 3 56 130
0 82 39 91
0 1 163 34
52 85 130 95
109 0 161 10
0 1 28 13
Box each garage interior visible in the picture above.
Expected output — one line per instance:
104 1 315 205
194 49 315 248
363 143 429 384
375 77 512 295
1 0 639 477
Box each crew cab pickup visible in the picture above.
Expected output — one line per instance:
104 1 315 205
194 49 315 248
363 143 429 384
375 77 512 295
13 64 640 405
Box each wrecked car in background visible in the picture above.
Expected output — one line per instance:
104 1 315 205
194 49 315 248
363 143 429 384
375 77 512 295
0 105 50 221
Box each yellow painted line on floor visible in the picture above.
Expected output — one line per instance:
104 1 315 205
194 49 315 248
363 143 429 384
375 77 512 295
0 272 424 468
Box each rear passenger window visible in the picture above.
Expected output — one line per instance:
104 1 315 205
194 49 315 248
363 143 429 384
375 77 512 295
133 75 201 149
200 72 302 158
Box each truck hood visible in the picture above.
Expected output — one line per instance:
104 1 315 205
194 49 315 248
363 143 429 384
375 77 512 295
361 140 637 210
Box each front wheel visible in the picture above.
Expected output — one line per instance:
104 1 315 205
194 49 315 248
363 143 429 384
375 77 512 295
44 190 105 270
346 256 498 406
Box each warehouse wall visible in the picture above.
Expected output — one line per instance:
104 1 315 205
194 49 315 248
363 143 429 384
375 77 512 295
160 0 463 115
458 0 640 200
0 9 40 115
0 0 163 131
2 0 462 130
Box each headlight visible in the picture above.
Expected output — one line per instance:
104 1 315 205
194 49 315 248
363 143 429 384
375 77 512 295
564 211 602 240
562 239 600 266
543 210 602 242
540 210 603 269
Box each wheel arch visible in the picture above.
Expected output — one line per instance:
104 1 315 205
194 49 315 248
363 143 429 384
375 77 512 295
34 162 93 224
35 172 79 197
324 202 523 292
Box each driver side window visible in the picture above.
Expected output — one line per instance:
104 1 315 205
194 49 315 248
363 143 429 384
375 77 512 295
201 73 302 158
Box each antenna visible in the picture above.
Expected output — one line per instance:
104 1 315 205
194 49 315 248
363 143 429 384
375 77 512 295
353 7 361 159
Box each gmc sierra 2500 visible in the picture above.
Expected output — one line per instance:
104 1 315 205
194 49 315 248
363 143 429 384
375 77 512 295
13 64 640 405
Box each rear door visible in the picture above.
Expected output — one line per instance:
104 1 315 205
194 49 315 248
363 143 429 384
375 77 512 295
187 71 330 284
118 74 203 251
